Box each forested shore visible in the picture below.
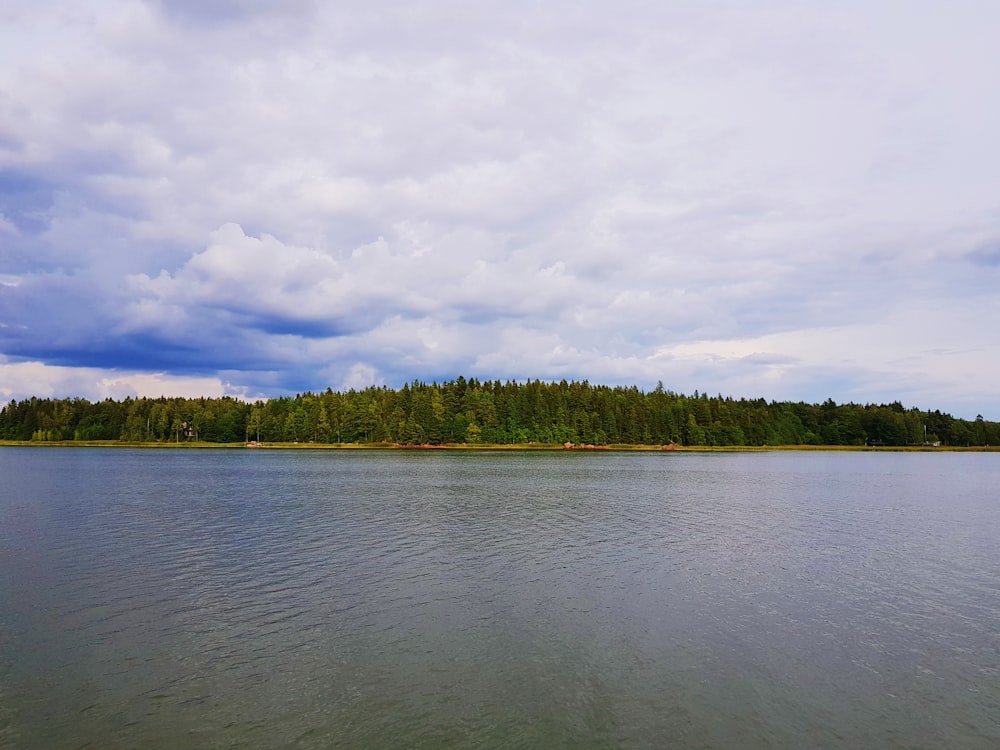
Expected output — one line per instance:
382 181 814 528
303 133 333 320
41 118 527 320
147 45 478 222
2 378 997 447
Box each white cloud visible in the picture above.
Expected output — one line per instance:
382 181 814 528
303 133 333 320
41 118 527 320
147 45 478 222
0 360 252 401
335 363 382 392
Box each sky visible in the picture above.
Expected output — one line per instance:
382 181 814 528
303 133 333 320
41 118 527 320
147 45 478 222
1 1 999 418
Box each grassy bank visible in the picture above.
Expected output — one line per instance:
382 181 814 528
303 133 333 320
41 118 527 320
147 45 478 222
1 440 996 452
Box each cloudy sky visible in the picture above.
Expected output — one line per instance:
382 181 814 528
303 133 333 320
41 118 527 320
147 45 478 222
1 1 998 417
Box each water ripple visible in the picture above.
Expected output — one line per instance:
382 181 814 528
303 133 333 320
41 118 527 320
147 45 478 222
1 449 999 748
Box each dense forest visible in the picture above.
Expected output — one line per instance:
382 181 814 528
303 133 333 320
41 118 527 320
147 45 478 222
1 378 997 447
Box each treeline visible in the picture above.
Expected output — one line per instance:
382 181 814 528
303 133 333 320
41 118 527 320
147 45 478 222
1 378 998 447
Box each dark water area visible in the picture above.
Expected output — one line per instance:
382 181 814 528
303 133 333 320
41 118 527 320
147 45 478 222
1 448 998 749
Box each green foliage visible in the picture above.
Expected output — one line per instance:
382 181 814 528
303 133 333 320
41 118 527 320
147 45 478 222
1 383 996 447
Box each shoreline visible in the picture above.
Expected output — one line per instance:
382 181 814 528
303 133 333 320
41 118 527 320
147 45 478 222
1 440 996 452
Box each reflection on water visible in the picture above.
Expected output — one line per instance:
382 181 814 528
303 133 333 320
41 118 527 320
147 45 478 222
1 449 998 748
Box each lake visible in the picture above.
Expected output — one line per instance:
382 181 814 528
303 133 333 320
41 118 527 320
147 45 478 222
1 448 998 748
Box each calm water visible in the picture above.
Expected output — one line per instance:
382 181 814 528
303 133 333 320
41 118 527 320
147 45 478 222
1 448 998 749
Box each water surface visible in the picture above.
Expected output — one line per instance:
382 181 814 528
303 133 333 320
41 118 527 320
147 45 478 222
1 449 998 748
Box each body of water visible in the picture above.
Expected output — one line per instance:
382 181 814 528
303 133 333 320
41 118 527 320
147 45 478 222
1 448 998 748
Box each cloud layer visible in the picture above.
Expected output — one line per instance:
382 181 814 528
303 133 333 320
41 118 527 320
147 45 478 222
2 1 999 417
